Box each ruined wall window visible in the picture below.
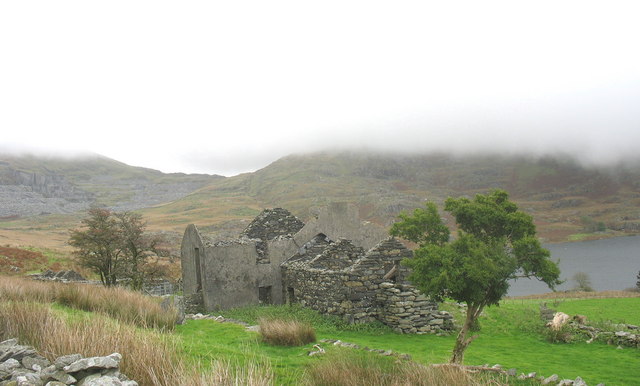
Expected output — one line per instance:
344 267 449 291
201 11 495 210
383 264 398 283
258 286 273 304
256 240 270 264
194 248 203 292
287 287 296 304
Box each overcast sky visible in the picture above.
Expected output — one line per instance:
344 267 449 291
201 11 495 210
1 1 639 176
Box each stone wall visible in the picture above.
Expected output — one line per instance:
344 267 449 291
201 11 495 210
282 237 454 333
180 224 207 297
377 283 453 334
281 266 353 318
241 208 304 241
0 339 137 385
183 235 299 311
293 203 389 251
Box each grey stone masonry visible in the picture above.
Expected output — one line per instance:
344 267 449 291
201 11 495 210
181 203 455 333
282 237 454 333
0 339 137 386
377 283 453 334
240 208 304 264
241 208 304 241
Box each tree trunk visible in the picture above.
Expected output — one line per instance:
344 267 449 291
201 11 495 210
450 303 481 364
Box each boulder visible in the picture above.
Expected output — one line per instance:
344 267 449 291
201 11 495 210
64 353 121 373
547 312 570 331
541 374 558 384
77 373 137 386
21 355 50 371
54 354 82 370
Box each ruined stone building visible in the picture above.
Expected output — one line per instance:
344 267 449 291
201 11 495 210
181 203 453 333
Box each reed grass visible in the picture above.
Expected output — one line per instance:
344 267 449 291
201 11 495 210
0 276 176 329
258 318 316 346
303 349 502 386
0 301 273 386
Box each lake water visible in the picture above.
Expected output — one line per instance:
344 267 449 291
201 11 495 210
507 235 640 296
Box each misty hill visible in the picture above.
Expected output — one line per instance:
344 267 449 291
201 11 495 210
0 153 221 218
143 152 640 243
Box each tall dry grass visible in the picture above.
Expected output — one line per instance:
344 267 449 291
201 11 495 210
0 276 176 329
303 350 506 386
0 301 273 386
258 318 316 346
0 276 57 303
509 290 640 300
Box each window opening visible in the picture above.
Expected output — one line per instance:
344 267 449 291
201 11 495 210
258 286 273 304
194 248 202 292
287 287 296 304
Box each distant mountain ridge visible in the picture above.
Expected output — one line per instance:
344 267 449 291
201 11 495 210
141 151 640 243
0 153 221 217
1 151 639 249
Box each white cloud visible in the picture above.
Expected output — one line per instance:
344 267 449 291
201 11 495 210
1 1 639 175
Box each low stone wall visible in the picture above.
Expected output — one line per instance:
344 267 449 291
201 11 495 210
183 292 204 314
0 338 137 385
377 283 454 334
283 265 453 332
573 323 640 348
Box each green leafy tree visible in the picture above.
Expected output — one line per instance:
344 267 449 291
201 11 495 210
390 202 450 247
392 190 561 364
69 208 167 289
69 208 123 286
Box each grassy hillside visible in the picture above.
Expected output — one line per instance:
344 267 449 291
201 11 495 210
143 152 640 243
2 151 640 252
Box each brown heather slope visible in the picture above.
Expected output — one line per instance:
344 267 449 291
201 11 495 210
142 151 640 243
2 151 640 253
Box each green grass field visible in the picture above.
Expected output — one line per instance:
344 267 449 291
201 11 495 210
2 276 638 385
176 298 640 385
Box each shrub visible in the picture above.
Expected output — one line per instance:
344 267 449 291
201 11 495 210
258 318 316 346
543 324 574 344
572 272 594 292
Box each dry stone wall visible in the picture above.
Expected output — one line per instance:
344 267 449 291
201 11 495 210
282 237 453 333
377 283 453 334
0 339 137 386
241 208 304 241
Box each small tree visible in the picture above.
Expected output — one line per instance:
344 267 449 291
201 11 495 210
572 272 594 292
69 208 123 286
69 208 167 288
391 190 561 364
115 211 168 290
